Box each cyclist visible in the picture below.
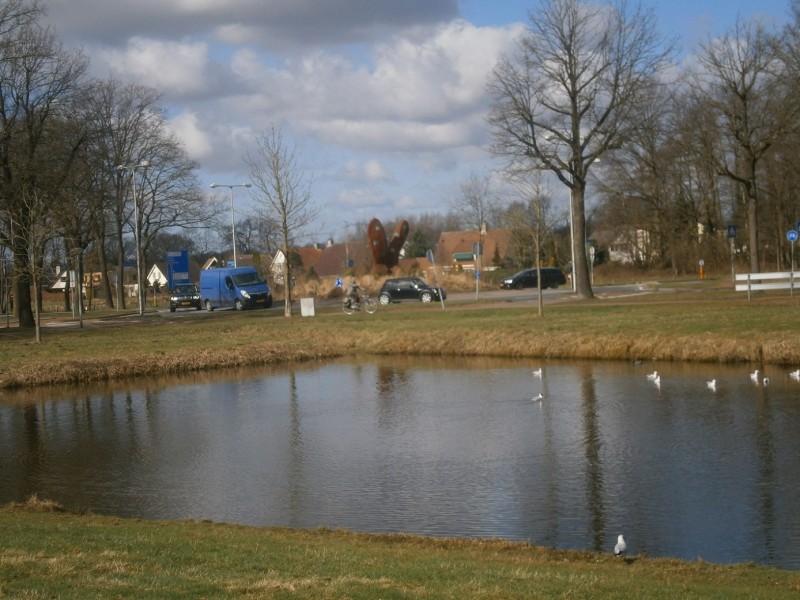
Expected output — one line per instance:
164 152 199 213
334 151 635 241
345 278 361 309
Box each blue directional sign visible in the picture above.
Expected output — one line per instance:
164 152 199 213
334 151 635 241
166 250 189 288
787 230 799 243
335 277 343 288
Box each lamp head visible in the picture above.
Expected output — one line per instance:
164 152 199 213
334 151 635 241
244 183 252 188
209 183 218 189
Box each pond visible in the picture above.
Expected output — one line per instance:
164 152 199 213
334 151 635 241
2 356 799 570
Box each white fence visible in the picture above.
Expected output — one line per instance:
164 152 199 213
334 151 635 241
735 271 799 299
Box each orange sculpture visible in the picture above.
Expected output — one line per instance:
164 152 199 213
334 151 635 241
367 218 409 273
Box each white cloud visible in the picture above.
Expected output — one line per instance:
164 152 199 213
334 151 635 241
94 38 212 97
346 159 392 183
169 111 213 161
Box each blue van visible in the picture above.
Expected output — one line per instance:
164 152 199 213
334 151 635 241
199 267 273 311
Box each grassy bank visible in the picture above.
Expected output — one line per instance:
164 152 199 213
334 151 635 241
2 498 799 599
1 287 799 390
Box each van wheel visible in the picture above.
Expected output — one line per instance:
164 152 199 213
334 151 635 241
234 299 244 311
205 300 214 312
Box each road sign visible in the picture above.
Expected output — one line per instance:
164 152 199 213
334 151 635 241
787 230 798 243
335 277 343 288
166 250 189 288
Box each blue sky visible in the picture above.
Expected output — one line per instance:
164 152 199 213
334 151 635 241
43 0 792 244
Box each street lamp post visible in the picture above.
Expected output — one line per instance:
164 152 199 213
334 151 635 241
210 182 252 267
117 160 150 316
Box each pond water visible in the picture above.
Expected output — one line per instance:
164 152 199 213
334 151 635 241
2 356 799 570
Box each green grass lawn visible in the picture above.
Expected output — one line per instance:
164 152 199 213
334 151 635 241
2 498 799 599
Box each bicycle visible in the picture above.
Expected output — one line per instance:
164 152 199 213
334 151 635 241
342 292 377 315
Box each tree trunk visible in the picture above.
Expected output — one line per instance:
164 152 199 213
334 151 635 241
13 245 35 328
94 229 114 309
572 186 594 299
747 185 760 273
282 252 292 317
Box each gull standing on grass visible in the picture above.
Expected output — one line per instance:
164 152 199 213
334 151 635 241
614 535 627 556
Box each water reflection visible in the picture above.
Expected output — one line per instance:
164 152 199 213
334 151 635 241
1 357 800 570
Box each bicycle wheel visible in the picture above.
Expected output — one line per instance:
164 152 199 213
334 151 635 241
342 300 355 315
363 297 377 314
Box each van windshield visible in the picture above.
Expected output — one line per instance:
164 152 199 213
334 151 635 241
232 271 265 287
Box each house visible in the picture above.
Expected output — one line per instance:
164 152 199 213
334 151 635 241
147 264 168 289
434 228 513 271
317 241 371 277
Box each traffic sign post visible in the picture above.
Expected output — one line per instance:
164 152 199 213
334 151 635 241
787 230 798 297
727 225 737 283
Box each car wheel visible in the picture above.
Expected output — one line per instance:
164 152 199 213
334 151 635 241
264 296 273 309
513 281 524 290
169 306 176 313
379 292 391 305
420 291 433 303
205 300 214 312
234 299 244 311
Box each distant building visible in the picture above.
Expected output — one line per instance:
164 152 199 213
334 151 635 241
434 228 512 271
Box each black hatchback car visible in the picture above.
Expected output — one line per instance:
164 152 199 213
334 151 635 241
500 268 566 290
168 283 202 312
378 277 446 304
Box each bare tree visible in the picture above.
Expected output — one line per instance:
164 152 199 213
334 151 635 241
692 17 799 273
246 125 320 317
488 0 673 298
0 10 88 327
504 173 556 316
452 172 498 231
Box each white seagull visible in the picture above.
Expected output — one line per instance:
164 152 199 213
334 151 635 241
750 369 760 384
614 534 627 556
790 369 800 381
763 377 770 386
707 379 717 392
531 393 543 402
652 374 661 387
532 368 543 378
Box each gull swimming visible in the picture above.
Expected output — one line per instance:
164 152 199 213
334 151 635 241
532 368 543 378
750 369 760 383
614 534 627 556
763 377 770 386
646 370 658 381
707 379 717 392
790 369 800 381
531 393 543 402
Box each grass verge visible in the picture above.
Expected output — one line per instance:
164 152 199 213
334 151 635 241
0 288 799 390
